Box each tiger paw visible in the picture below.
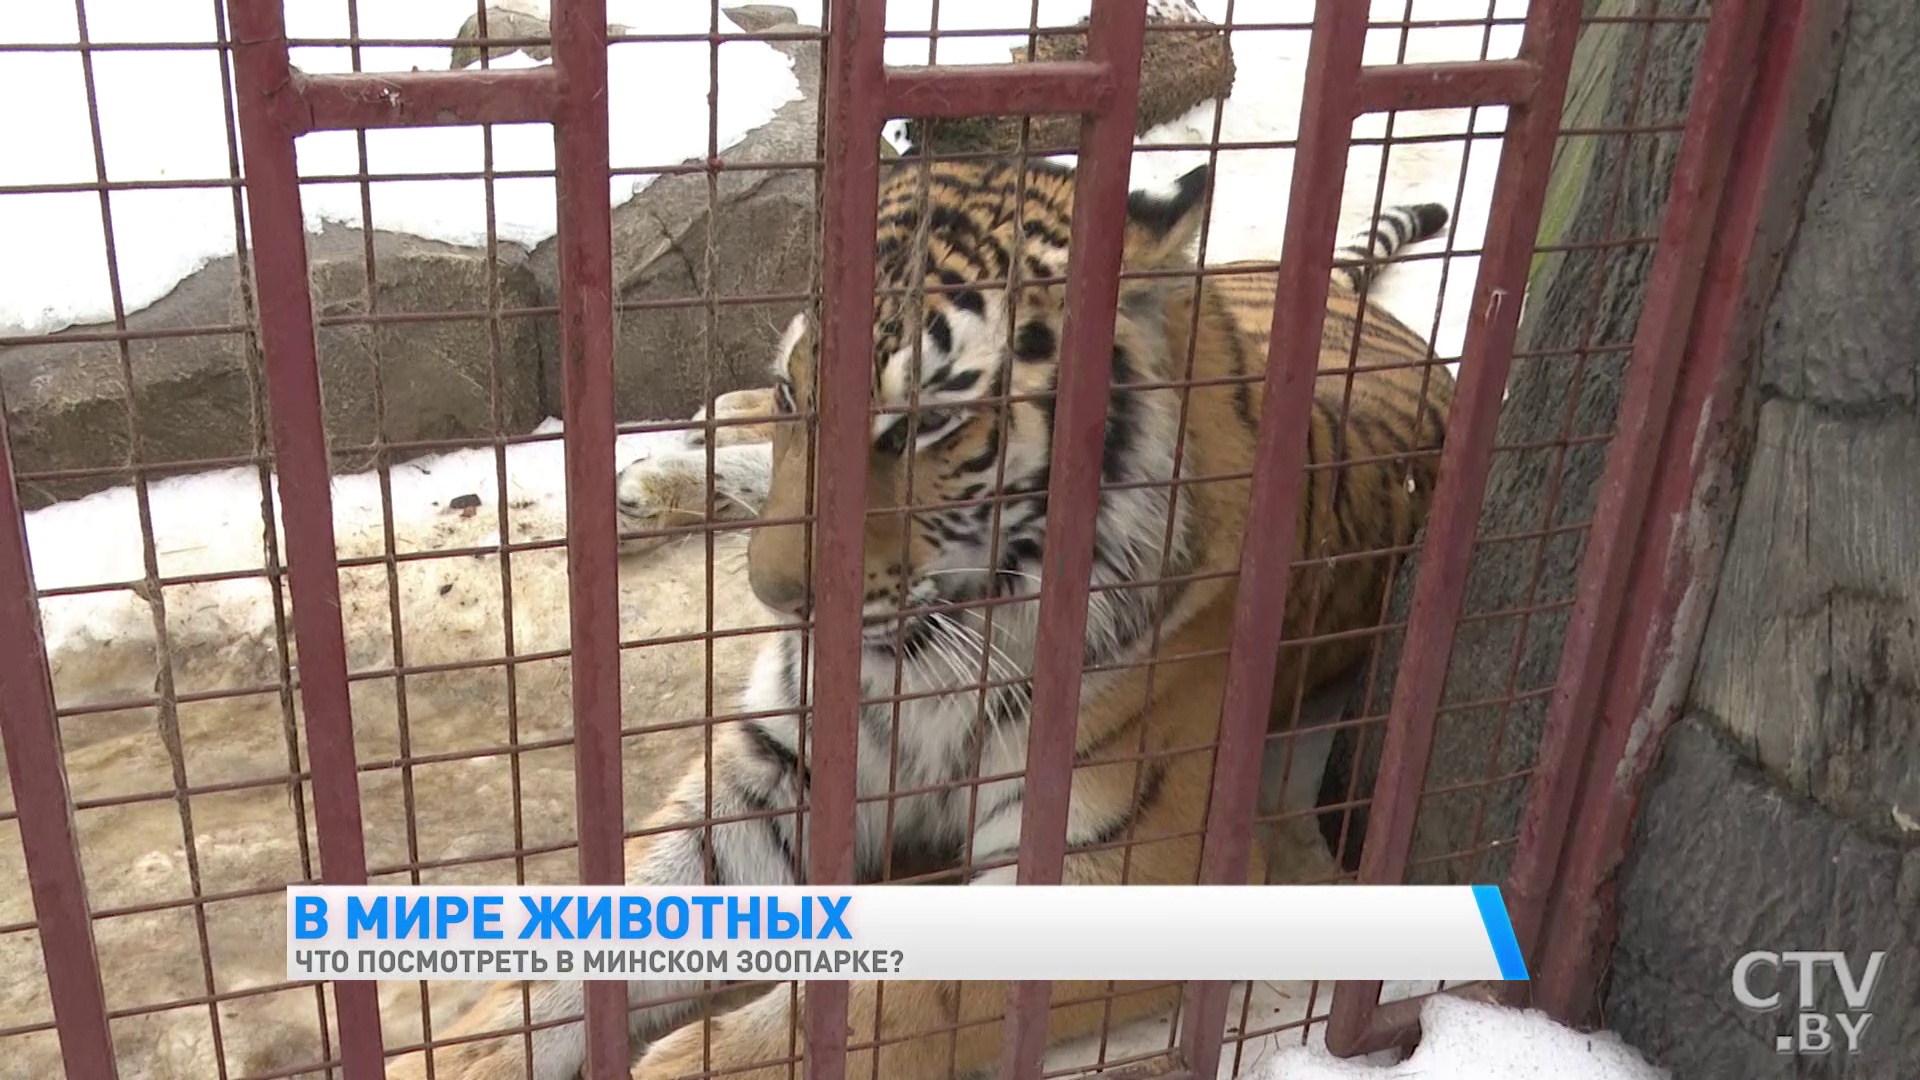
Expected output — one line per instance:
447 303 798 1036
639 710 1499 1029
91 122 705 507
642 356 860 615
615 443 773 557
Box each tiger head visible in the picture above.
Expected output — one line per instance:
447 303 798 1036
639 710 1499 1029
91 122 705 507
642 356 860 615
745 158 1214 674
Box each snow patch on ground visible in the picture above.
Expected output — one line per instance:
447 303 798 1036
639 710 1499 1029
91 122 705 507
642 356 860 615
1256 994 1671 1079
32 420 693 710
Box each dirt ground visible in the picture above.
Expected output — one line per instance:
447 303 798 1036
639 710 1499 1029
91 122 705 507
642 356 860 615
0 499 777 1079
0 490 1353 1079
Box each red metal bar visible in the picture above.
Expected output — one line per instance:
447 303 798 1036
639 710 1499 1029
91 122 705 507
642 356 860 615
1353 59 1538 114
0 412 118 1078
998 5 1151 1080
293 68 558 133
1530 0 1834 1021
808 1 890 1078
1176 5 1371 1077
225 1 385 1075
550 0 630 1075
1002 3 1149 895
998 4 1144 1068
1324 0 1586 1057
881 61 1115 119
1502 0 1771 966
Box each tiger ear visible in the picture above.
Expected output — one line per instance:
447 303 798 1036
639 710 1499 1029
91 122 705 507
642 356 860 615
1121 163 1210 271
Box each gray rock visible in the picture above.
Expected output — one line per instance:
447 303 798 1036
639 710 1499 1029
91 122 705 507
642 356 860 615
1597 0 1920 1050
448 7 553 70
1751 0 1920 411
1680 0 1920 837
722 5 800 34
1604 6 1920 1070
448 8 646 71
533 21 823 423
0 225 547 509
0 8 822 507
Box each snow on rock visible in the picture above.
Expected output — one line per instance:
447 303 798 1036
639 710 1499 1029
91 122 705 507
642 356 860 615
1 0 801 335
1258 994 1671 1080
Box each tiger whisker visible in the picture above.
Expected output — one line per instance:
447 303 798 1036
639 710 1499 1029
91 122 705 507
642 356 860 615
919 565 1132 645
930 613 1025 685
928 614 1032 761
920 611 1015 682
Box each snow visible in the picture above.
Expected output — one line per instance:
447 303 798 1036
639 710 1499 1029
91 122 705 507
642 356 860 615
4 0 1516 348
1124 0 1527 360
1255 993 1670 1080
0 0 801 335
1044 982 1672 1080
19 0 1526 704
30 418 697 708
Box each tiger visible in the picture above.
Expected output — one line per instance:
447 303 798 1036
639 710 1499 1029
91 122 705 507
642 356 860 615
615 389 780 557
403 157 1454 1080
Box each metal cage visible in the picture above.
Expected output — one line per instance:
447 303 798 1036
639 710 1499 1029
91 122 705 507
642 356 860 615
0 0 1821 1077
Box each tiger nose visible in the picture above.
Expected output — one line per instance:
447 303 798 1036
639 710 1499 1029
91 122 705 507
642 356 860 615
749 563 811 618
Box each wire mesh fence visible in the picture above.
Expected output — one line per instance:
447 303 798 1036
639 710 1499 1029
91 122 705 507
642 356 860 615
0 0 1780 1078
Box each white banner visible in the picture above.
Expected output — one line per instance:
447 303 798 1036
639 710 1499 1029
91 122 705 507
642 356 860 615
286 884 1528 983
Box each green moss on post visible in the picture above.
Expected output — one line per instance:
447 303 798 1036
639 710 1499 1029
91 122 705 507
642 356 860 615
1528 0 1639 294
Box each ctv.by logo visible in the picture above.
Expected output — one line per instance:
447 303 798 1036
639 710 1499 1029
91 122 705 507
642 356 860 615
1731 950 1887 1055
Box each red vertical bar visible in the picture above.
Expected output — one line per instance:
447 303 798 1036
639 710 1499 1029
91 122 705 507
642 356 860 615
1324 0 1584 1057
226 1 385 1075
0 416 117 1077
998 4 1152 1079
1502 0 1770 964
1530 0 1826 1020
224 2 385 1076
1176 5 1370 1076
808 1 889 1077
550 0 631 1075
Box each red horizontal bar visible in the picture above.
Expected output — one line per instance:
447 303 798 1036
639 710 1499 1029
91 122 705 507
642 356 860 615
292 67 557 133
1353 59 1537 115
882 60 1114 118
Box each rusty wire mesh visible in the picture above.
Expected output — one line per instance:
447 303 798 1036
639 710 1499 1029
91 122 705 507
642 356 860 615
0 0 1737 1078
